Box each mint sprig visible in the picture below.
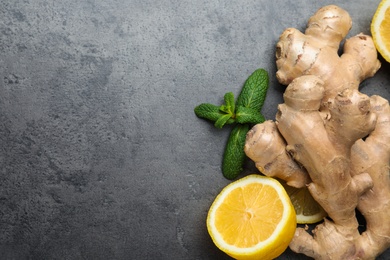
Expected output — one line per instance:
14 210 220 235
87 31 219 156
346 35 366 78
194 103 234 127
194 68 269 179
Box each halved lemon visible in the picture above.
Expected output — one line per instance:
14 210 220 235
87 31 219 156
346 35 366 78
371 0 390 62
280 180 327 224
206 174 296 260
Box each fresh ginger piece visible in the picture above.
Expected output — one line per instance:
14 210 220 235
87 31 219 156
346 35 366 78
245 5 390 259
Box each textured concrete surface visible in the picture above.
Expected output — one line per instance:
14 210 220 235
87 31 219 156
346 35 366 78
0 0 389 259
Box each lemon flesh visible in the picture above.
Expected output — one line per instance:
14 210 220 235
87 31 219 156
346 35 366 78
207 174 296 260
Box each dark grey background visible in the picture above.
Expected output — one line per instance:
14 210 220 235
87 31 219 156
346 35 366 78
1 0 389 259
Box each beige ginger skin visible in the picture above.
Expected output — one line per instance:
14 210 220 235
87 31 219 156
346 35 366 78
245 5 390 259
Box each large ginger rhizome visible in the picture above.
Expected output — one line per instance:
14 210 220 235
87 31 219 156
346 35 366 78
245 5 390 260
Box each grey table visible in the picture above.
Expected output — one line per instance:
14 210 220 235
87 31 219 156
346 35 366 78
1 0 389 259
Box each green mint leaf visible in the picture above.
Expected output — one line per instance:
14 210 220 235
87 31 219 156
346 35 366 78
214 114 233 128
235 106 265 124
222 124 250 180
223 92 235 115
194 103 223 122
236 68 269 111
194 103 235 126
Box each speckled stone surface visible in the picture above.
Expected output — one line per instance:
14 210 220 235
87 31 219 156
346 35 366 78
0 0 389 259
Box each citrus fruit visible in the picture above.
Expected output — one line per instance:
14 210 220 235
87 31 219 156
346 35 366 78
371 0 390 62
280 180 327 224
206 174 296 260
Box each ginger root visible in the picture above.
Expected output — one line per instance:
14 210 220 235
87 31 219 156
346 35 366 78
245 5 390 259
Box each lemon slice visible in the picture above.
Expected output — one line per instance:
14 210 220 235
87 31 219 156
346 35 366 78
207 174 296 260
371 0 390 62
279 180 327 224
